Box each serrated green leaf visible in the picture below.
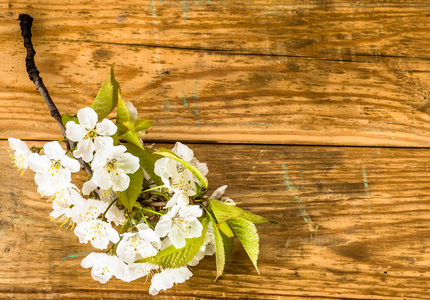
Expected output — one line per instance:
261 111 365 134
134 119 153 132
227 217 260 275
221 229 234 269
208 199 244 223
90 65 120 120
121 130 145 150
117 168 144 212
155 147 208 189
124 143 163 186
136 215 209 268
208 211 234 281
217 221 234 238
62 113 78 128
241 210 279 224
116 94 131 132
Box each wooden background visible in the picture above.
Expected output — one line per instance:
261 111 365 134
1 0 430 299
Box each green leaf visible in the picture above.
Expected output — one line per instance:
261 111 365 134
209 199 277 224
154 147 208 189
217 221 234 238
62 113 78 127
90 65 120 120
116 94 131 132
117 168 144 212
124 143 163 186
119 119 154 149
242 210 279 224
134 119 153 132
208 211 234 281
208 200 244 223
136 215 209 268
121 130 145 150
227 217 260 275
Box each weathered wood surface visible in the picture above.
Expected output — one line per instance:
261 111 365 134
2 1 430 299
1 1 430 146
1 141 430 299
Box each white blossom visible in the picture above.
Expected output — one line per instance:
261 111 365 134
149 267 193 295
49 184 84 227
27 141 80 196
8 138 32 173
65 107 117 162
154 157 197 196
155 204 203 249
82 180 125 225
165 192 190 209
122 262 159 282
105 204 126 226
172 142 208 177
82 179 117 203
70 198 108 224
91 139 140 192
116 223 160 264
81 253 126 284
74 220 120 249
154 142 208 196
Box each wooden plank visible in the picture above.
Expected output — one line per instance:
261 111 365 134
1 2 430 146
1 140 430 299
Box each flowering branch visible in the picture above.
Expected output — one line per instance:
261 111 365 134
10 25 278 294
18 14 92 176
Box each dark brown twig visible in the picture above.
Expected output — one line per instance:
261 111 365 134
18 14 92 176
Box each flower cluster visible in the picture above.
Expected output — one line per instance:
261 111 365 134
9 68 274 295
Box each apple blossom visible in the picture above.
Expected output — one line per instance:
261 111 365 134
27 141 80 196
8 138 32 174
65 107 117 162
155 204 203 249
91 139 140 192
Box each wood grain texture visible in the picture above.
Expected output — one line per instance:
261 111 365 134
1 1 430 146
1 140 430 299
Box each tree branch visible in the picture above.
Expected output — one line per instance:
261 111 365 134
18 14 93 176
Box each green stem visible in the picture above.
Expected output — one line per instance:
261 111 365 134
142 185 164 193
102 198 118 219
150 191 169 200
141 211 155 229
141 207 164 216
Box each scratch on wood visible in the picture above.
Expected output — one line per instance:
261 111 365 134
181 0 190 20
281 164 317 238
180 89 189 107
61 252 89 261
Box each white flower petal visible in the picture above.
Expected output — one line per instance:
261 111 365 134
122 263 158 282
172 142 194 162
74 220 118 249
125 101 138 121
43 141 65 160
65 121 86 142
149 267 192 295
210 185 228 200
105 204 125 226
82 180 98 195
96 119 117 136
60 155 81 173
77 107 98 129
81 253 126 284
27 153 51 173
117 153 140 174
8 138 29 152
111 169 130 192
73 138 95 162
